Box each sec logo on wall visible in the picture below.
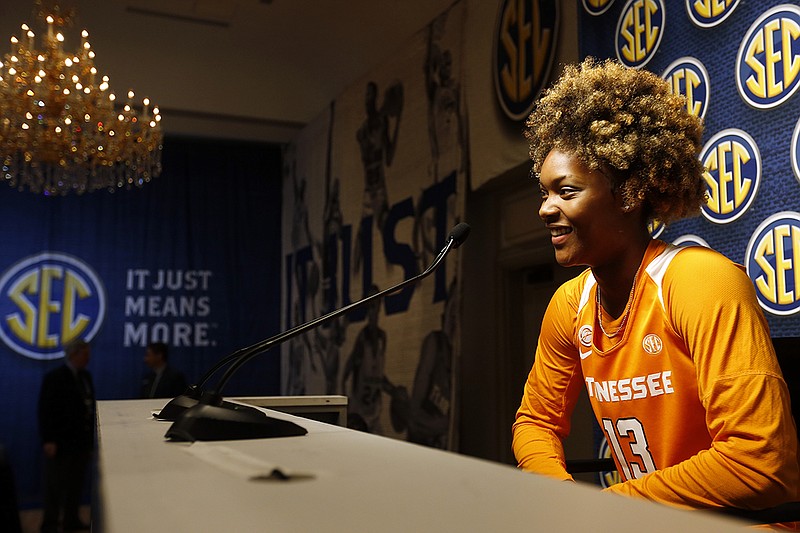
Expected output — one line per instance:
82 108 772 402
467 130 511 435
0 252 106 360
699 128 761 224
493 0 559 121
746 212 800 316
736 4 800 109
616 0 665 69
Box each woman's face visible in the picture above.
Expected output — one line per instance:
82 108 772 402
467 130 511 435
537 149 632 268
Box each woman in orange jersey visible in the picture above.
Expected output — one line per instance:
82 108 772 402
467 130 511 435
512 57 799 512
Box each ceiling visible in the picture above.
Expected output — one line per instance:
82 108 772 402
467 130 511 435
0 0 458 142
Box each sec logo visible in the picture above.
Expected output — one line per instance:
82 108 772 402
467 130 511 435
661 57 710 119
582 0 616 16
746 212 800 316
493 0 560 121
0 252 106 360
615 0 665 69
686 0 741 28
736 5 800 109
699 128 761 225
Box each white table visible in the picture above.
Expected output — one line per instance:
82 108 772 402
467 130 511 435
94 399 749 532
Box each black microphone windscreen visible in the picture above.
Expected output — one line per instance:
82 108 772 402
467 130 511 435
448 223 471 248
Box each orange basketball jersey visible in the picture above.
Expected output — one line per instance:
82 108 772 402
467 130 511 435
513 239 799 509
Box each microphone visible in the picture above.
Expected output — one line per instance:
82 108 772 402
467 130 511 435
162 222 471 442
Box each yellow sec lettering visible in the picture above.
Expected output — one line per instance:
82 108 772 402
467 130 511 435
754 233 776 302
621 0 660 63
745 31 766 98
500 0 550 104
702 150 721 214
633 1 647 61
717 141 734 214
794 225 800 308
61 270 91 345
620 9 636 63
530 0 551 94
500 2 518 100
692 0 733 19
773 225 795 305
684 68 702 116
37 266 62 349
782 18 800 90
517 0 533 103
644 0 659 53
731 141 752 206
765 20 783 98
668 69 685 96
6 271 39 345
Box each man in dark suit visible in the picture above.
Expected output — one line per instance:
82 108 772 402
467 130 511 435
140 342 187 399
38 339 94 533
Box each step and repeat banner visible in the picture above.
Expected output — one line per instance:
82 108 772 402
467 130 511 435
580 0 800 336
0 137 283 506
282 1 467 449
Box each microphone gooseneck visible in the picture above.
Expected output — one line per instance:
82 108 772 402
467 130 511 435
162 222 470 441
209 221 471 399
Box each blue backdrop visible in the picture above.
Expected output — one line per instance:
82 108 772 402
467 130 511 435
0 136 283 507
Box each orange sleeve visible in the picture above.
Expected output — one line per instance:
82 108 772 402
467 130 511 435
512 277 587 480
604 249 799 510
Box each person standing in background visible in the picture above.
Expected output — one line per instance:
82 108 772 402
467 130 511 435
140 342 187 399
38 339 95 533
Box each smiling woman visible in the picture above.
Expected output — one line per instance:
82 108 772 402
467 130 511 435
512 57 800 517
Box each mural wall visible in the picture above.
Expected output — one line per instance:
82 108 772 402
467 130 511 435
281 1 467 449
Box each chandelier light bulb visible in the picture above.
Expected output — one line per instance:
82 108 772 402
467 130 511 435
0 5 163 194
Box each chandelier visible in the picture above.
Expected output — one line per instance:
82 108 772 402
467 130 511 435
0 3 163 195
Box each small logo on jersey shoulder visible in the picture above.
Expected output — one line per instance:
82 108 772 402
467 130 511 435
642 333 663 355
615 0 665 69
686 0 741 28
579 324 593 359
736 5 800 109
579 324 593 346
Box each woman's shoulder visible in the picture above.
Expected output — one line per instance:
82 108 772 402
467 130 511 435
661 243 750 293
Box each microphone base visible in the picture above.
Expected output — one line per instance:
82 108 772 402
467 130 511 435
164 401 308 442
155 392 200 421
155 392 255 422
